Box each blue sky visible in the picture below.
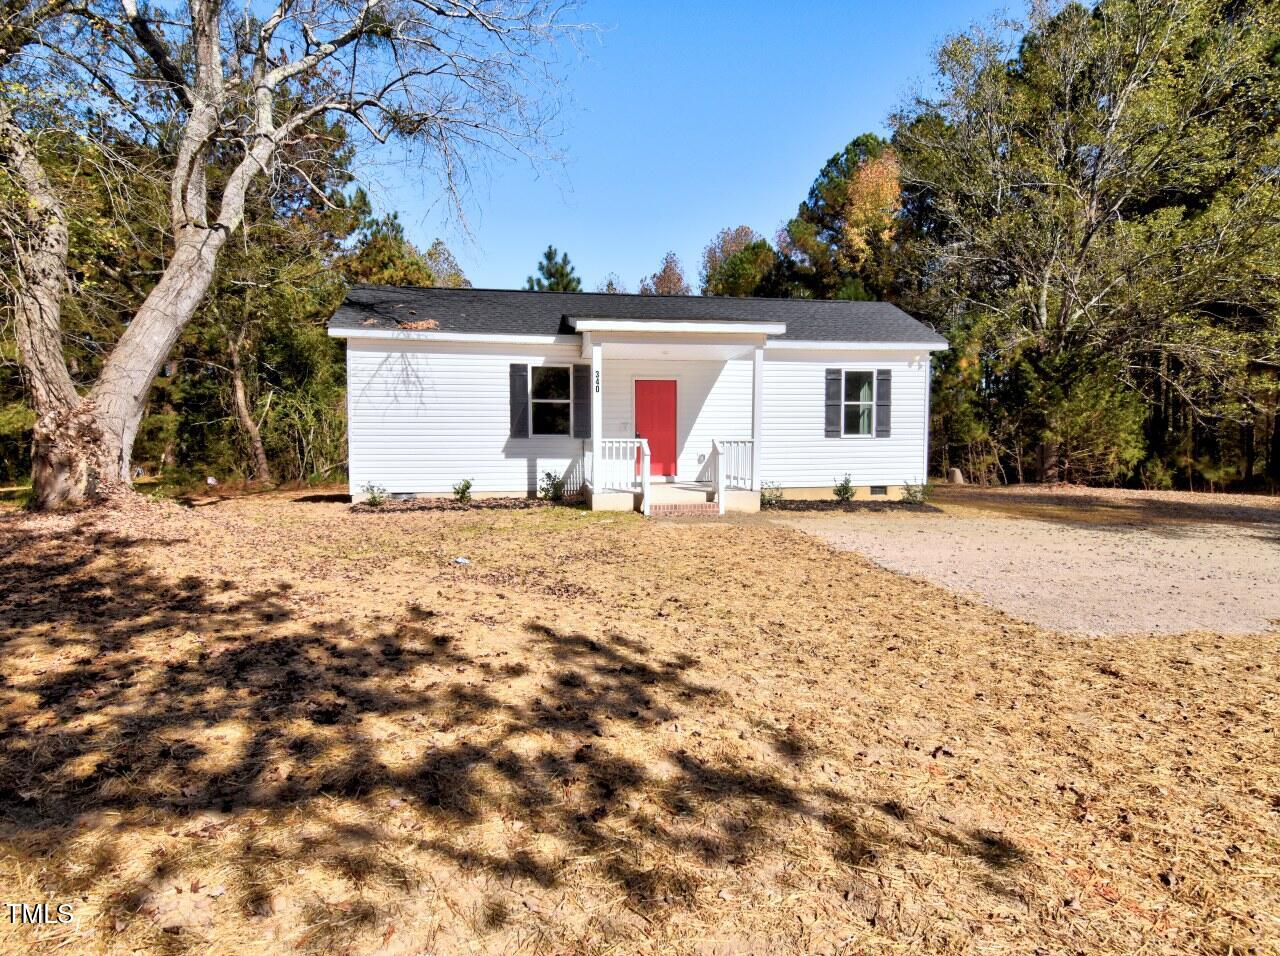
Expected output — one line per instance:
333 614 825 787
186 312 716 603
371 0 1007 291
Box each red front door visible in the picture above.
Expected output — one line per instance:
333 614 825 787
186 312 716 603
635 380 677 477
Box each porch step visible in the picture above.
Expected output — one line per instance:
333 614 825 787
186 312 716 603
648 502 720 518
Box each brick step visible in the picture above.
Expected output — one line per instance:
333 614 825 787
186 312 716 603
648 502 720 518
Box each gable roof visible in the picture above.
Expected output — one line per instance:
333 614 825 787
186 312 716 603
328 284 947 346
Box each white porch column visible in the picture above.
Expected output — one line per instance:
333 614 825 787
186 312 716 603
590 337 603 488
751 344 763 491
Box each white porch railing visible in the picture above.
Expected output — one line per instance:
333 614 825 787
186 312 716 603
588 438 651 515
718 439 754 490
561 455 587 498
710 439 754 516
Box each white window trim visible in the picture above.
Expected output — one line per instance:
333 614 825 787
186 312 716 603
841 368 876 439
529 364 574 437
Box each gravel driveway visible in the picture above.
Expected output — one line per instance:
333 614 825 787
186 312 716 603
786 488 1280 636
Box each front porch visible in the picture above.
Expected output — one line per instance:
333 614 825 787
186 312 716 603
646 481 761 516
589 466 762 517
571 315 776 516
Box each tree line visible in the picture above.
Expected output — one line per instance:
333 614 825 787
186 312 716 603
2 0 1277 504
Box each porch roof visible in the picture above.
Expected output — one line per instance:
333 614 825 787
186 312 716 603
329 285 947 347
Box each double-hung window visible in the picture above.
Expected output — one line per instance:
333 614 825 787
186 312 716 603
530 366 571 436
843 370 875 437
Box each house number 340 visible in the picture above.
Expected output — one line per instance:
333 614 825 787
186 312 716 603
594 370 600 393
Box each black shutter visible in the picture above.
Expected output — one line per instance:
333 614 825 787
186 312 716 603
572 364 591 439
875 368 892 438
510 363 529 438
824 368 842 437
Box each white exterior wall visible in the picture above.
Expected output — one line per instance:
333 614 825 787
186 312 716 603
344 336 934 496
600 358 753 481
759 349 931 487
345 338 584 495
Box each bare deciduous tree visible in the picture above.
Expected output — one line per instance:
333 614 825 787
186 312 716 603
3 0 573 507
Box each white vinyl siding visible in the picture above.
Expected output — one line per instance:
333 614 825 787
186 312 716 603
760 349 930 486
600 358 753 482
346 338 583 495
344 336 932 496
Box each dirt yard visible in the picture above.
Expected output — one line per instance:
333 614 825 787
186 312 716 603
787 485 1280 636
0 490 1277 955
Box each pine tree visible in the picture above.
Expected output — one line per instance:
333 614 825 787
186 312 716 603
525 246 582 292
340 209 437 288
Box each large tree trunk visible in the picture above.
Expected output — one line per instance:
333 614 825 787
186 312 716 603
88 229 227 484
227 334 273 484
53 0 232 499
11 0 312 507
0 104 99 509
19 229 226 507
1035 441 1061 483
2 100 191 508
29 401 114 508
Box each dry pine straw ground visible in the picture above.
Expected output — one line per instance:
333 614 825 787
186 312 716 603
0 492 1276 956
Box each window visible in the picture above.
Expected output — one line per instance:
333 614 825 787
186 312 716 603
531 366 571 435
843 370 874 436
870 485 887 496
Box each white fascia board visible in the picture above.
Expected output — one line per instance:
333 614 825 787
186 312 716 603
765 339 949 351
569 318 786 336
329 327 580 346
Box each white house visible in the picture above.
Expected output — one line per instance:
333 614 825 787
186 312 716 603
329 286 948 515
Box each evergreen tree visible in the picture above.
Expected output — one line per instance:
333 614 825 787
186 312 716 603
526 246 582 291
339 197 436 287
779 133 898 300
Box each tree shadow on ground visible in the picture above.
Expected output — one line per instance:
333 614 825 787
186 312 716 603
934 485 1280 530
0 513 1033 946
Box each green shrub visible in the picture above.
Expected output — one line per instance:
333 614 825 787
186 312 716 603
759 481 784 509
1138 457 1174 491
452 478 473 504
1040 370 1146 484
833 474 854 502
902 481 932 505
539 471 566 502
362 482 387 507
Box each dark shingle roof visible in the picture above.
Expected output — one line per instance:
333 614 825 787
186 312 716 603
329 285 946 345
